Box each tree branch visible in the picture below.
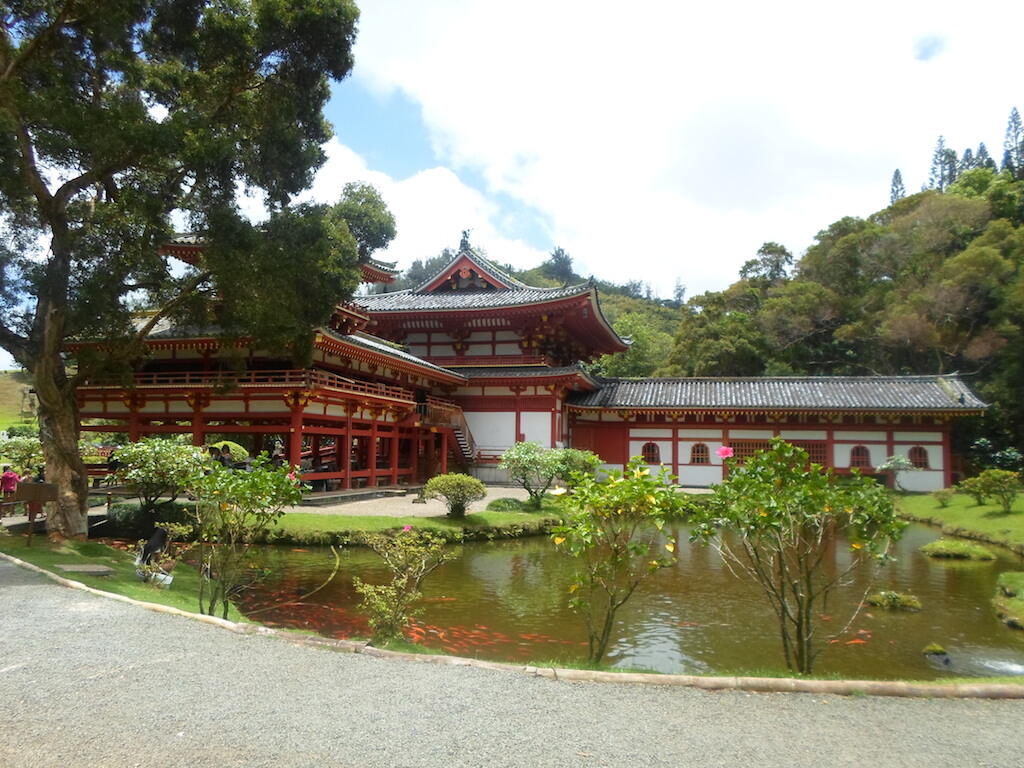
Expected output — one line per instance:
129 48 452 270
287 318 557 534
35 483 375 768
0 1 76 89
0 318 29 363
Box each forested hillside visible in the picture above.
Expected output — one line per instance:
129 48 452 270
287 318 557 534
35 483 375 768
382 111 1024 453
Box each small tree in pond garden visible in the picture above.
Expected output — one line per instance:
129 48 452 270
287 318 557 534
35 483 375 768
553 448 601 489
114 439 206 525
499 442 562 508
552 457 687 664
974 469 1022 514
423 473 486 519
694 438 903 674
0 435 43 474
354 528 459 643
876 455 917 491
188 457 304 619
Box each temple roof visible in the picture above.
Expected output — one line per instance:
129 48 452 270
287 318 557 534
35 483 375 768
317 329 465 383
567 376 987 412
455 365 600 388
355 282 595 311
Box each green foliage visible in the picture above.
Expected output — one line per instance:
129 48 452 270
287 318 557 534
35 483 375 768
0 0 388 538
922 642 948 655
919 538 996 560
113 438 206 518
865 591 922 611
499 443 600 508
105 500 195 540
931 488 956 508
973 469 1022 514
0 435 43 473
693 438 902 674
422 473 486 519
957 476 988 505
552 457 687 663
188 457 305 618
592 312 674 378
354 529 458 643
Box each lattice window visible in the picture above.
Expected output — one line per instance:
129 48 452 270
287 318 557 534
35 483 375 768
641 442 660 464
849 445 871 468
730 440 828 466
690 443 709 465
908 445 930 469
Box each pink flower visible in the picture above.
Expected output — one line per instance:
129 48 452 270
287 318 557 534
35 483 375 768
717 446 734 459
287 471 297 481
402 525 413 532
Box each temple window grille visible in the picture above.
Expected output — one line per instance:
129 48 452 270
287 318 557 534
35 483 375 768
849 445 871 468
690 443 709 464
908 446 930 469
641 442 660 464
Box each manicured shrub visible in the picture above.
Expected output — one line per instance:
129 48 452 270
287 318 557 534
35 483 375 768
974 469 1022 514
919 538 996 560
103 501 196 540
931 488 955 508
957 476 987 505
423 473 486 519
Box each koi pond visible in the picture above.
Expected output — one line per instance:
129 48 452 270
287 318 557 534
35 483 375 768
238 523 1024 679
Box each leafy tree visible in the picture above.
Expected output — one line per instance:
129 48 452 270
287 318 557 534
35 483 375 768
928 136 958 191
0 1 383 539
890 169 906 204
354 529 458 643
552 458 686 663
498 442 564 508
593 312 674 378
553 448 600 488
959 148 976 174
422 473 486 519
976 142 997 170
189 457 304 618
739 242 793 284
113 438 205 524
541 246 577 287
0 434 43 473
693 439 902 674
973 469 1021 514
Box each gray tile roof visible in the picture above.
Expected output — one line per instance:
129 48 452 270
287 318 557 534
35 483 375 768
456 365 598 382
568 376 987 411
319 329 465 380
355 282 593 312
412 247 529 292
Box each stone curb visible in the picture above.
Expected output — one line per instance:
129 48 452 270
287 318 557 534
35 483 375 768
3 551 1023 700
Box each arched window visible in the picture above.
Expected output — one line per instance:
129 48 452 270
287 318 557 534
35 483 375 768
908 446 930 469
641 442 660 464
849 445 871 468
690 443 709 464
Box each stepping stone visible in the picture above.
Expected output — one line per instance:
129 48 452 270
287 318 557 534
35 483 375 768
54 564 115 576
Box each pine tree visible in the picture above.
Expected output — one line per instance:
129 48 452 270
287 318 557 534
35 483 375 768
890 169 906 204
976 143 997 170
928 137 957 191
959 148 976 173
1004 108 1023 179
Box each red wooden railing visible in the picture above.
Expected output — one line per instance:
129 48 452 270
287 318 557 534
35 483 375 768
422 396 477 460
424 354 550 368
81 368 416 403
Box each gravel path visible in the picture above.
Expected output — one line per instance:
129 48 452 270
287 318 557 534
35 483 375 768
2 559 1023 768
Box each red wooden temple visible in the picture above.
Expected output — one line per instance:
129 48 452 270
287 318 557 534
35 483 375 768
76 242 986 491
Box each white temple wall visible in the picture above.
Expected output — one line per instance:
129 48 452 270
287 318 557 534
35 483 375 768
464 411 516 454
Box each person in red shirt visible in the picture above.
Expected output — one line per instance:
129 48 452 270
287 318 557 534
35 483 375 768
2 465 24 514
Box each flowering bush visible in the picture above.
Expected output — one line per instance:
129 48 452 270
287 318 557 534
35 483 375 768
114 438 206 520
500 443 600 507
354 529 459 643
552 457 687 663
187 456 305 618
694 438 902 674
423 473 486 519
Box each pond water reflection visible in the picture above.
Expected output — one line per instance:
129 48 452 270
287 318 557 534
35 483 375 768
238 524 1024 679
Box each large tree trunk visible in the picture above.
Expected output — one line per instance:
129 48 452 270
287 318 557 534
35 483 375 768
31 308 89 539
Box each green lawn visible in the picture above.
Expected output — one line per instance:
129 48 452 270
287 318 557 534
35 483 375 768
897 492 1024 554
0 371 34 430
271 509 560 544
0 535 242 621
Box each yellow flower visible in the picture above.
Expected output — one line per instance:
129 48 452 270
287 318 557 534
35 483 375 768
851 542 863 550
553 536 566 545
665 540 675 553
568 583 579 593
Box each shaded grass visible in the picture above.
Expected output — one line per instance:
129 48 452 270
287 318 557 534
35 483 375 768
897 492 1024 556
267 509 561 546
0 534 243 621
486 495 565 515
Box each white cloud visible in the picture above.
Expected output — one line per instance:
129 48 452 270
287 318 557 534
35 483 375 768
344 0 1023 296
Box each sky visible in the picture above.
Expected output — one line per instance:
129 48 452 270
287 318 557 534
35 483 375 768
2 0 1023 371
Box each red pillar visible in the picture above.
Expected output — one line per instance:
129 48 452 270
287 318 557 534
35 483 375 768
288 408 304 471
128 410 141 442
411 432 420 483
390 425 399 485
440 430 449 474
369 414 378 487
